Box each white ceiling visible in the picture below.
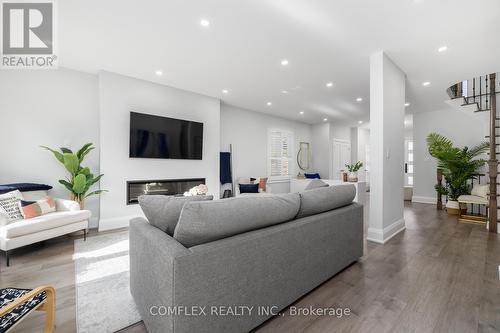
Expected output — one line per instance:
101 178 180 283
59 0 500 125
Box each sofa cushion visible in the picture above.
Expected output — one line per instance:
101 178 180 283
138 195 214 235
471 184 488 199
174 193 300 247
304 179 329 191
0 210 91 238
297 184 356 218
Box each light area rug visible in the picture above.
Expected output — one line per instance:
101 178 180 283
74 230 141 333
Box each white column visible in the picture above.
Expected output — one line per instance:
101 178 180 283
368 51 406 243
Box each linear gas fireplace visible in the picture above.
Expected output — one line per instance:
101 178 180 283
126 178 206 205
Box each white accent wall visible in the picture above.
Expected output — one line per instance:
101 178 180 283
0 68 100 227
413 108 488 204
220 105 312 193
98 71 220 230
311 123 330 179
368 51 406 244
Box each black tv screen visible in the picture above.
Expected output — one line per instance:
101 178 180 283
129 112 203 159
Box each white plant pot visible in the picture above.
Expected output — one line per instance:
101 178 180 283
347 171 358 182
446 200 466 215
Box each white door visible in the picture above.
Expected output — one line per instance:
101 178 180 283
332 139 351 180
404 139 414 186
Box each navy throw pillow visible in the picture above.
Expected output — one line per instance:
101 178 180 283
2 183 53 192
239 183 259 193
304 173 321 179
0 185 15 195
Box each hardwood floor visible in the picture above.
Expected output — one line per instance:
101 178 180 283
2 198 499 333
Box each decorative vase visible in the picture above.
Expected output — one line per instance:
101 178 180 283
347 172 358 182
70 194 85 209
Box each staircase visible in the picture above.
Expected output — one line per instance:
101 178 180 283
446 73 499 233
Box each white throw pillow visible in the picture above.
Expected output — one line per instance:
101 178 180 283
0 190 24 221
471 184 489 199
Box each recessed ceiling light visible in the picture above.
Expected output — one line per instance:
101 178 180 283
222 89 228 94
358 121 363 124
422 81 431 86
281 90 289 94
404 102 410 107
326 82 333 88
299 111 304 115
356 97 363 102
155 70 163 76
200 19 210 27
266 102 272 106
323 118 328 122
438 46 447 53
281 59 289 66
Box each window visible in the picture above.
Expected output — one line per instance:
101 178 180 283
268 129 294 181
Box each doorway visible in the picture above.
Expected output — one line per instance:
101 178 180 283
332 139 351 180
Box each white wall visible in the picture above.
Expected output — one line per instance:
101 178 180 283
368 51 406 244
330 124 351 142
356 128 370 183
311 123 330 179
99 71 220 230
413 108 488 203
0 68 100 227
220 105 312 193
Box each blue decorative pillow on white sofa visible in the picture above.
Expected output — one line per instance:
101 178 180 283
239 183 259 193
304 173 321 179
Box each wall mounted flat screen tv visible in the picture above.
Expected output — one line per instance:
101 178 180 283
129 112 203 159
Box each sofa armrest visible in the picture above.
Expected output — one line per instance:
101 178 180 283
55 199 81 212
0 213 8 228
129 217 190 333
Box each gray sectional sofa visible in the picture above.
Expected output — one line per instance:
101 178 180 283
130 185 363 333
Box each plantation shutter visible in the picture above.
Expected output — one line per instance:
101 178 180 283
268 129 294 180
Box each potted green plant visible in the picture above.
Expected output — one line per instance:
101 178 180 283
41 143 106 208
345 161 363 182
426 133 488 215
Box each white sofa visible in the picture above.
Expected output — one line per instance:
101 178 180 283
0 190 90 266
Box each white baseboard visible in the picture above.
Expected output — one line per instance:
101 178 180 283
367 218 406 244
98 215 138 231
411 196 437 204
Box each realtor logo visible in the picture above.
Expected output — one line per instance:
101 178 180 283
1 0 57 68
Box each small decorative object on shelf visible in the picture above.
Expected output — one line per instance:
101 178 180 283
41 143 106 209
342 172 348 182
345 162 363 182
185 184 208 196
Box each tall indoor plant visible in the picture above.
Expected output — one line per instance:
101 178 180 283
41 143 105 208
426 133 488 214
